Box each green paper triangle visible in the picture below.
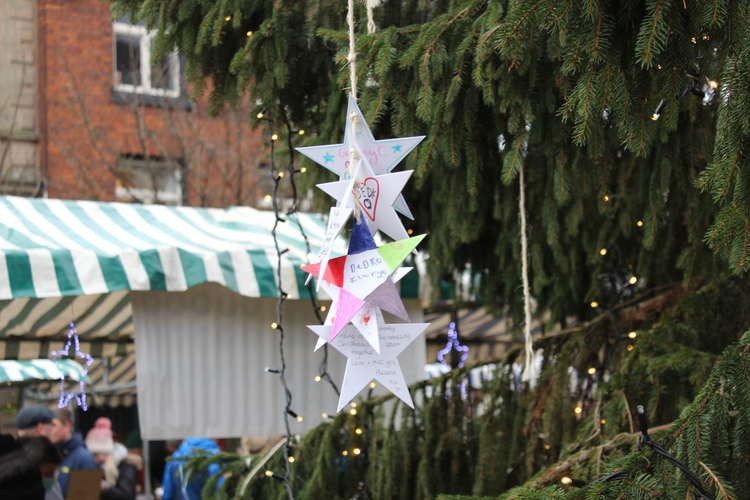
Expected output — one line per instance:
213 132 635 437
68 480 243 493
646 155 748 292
377 234 425 271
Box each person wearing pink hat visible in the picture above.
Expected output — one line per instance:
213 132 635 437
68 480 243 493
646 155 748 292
85 417 140 500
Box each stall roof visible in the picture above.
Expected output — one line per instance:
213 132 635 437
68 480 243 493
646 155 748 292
0 196 336 300
0 359 87 384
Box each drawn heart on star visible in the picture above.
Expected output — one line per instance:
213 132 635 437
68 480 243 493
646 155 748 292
362 315 372 325
356 177 380 221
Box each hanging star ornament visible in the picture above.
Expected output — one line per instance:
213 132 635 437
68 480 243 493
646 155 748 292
296 95 424 220
308 313 429 411
49 322 94 411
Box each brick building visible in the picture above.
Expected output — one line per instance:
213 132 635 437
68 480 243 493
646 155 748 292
0 0 267 206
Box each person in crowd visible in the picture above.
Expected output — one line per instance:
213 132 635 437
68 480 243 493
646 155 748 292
85 417 140 500
48 407 98 496
15 405 56 439
161 438 221 500
0 433 62 500
13 405 65 500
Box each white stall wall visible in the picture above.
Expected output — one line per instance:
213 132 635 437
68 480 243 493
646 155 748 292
133 283 425 439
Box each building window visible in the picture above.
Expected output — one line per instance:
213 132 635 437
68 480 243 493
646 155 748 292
113 21 180 98
114 156 182 205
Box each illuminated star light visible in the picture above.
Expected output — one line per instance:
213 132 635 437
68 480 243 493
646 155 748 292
50 322 93 411
437 322 470 399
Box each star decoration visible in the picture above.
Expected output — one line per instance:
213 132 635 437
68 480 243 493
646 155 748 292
308 315 429 411
317 168 413 241
50 322 93 411
302 233 424 303
296 95 424 220
304 219 420 346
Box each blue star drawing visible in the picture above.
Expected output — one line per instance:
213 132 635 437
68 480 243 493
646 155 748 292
323 152 335 163
50 322 93 411
437 321 470 399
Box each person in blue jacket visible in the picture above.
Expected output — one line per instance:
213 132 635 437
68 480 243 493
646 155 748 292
48 408 98 496
162 438 221 500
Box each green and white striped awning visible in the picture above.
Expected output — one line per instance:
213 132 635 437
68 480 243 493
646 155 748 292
0 195 334 300
0 359 88 383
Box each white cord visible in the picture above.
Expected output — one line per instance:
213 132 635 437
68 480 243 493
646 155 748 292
519 164 535 382
347 0 358 99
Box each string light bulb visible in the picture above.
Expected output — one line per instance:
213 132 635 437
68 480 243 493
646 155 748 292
352 448 362 456
590 301 599 309
407 228 414 235
270 321 279 330
224 15 232 22
600 418 607 424
651 99 666 121
349 408 358 416
296 415 303 422
321 412 329 418
628 331 638 339
628 276 638 285
627 344 635 352
277 171 285 179
690 36 697 44
350 402 358 408
264 470 274 477
314 375 322 382
288 456 296 463
599 248 607 256
300 167 307 173
271 133 279 141
707 79 718 89
298 129 305 136
355 428 364 435
574 406 583 415
246 31 253 37
341 450 349 456
636 219 644 227
369 382 377 389
602 194 610 203
263 194 272 202
319 305 327 312
256 111 265 119
561 476 573 486
587 367 597 375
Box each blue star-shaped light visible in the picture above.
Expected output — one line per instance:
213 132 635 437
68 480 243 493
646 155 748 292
437 321 470 399
392 145 402 152
50 322 93 411
323 153 335 163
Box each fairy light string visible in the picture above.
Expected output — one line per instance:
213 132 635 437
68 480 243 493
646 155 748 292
263 112 296 499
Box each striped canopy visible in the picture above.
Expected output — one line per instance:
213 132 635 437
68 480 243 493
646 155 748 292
0 195 335 300
0 359 88 383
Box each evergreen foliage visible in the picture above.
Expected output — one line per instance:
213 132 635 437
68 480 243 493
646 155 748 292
110 0 746 321
107 0 750 497
178 279 750 498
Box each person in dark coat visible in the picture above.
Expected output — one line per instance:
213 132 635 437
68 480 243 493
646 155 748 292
48 408 98 496
85 417 140 500
0 434 62 500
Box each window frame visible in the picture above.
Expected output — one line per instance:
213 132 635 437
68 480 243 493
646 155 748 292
113 21 180 99
114 156 183 205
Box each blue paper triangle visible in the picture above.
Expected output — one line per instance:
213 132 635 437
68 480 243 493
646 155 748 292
348 217 377 255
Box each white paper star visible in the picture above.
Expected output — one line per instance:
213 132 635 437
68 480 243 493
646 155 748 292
308 315 429 411
315 266 413 353
296 95 424 219
317 168 413 241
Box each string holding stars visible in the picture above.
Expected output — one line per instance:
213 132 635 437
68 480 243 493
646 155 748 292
49 322 94 411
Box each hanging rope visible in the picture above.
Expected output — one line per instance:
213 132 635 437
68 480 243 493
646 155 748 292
347 0 358 99
519 164 535 382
